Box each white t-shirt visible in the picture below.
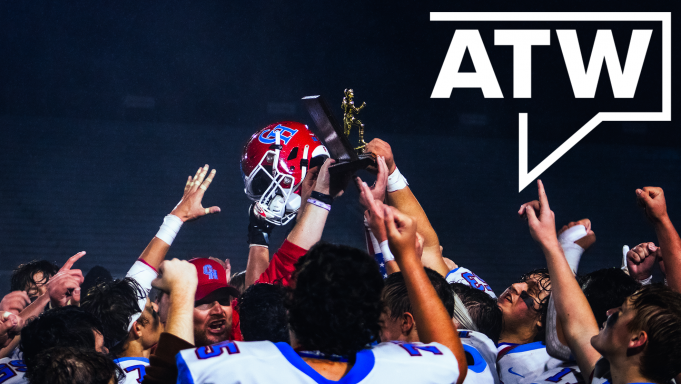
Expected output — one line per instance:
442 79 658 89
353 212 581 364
446 267 496 299
113 357 149 384
497 342 563 384
458 330 499 384
177 340 460 384
0 356 27 384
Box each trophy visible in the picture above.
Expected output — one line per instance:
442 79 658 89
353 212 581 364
302 89 376 175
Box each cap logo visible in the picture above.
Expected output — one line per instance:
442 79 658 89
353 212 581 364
203 265 218 280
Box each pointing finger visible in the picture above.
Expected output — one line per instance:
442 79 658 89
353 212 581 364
60 252 86 272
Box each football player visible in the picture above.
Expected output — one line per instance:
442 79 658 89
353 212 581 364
176 204 468 384
520 182 681 384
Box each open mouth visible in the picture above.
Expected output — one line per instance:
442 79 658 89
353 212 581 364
208 319 227 334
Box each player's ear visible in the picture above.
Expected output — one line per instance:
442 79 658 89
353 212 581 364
131 321 143 339
628 329 648 352
401 312 415 335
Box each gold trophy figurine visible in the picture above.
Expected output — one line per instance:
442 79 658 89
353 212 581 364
341 88 367 152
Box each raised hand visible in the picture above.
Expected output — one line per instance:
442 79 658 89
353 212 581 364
357 156 389 209
365 139 396 174
0 291 30 315
151 259 198 295
171 164 221 222
384 205 418 260
627 242 660 281
558 218 596 250
314 158 348 198
636 186 668 224
358 177 387 242
519 180 558 247
48 251 86 307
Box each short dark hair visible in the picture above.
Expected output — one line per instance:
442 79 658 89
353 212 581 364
24 347 124 384
20 306 104 372
287 242 384 358
518 268 551 342
579 268 640 326
80 277 146 355
237 283 289 343
10 260 59 295
627 284 681 382
451 283 503 343
383 268 455 321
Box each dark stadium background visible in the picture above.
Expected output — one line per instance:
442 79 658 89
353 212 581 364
1 0 678 294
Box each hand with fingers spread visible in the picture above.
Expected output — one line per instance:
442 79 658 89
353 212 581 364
358 177 387 242
48 251 86 307
0 291 31 315
171 164 221 222
636 186 669 224
357 156 389 208
627 242 660 281
519 180 559 248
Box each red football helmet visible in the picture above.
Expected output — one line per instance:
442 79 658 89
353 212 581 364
241 121 329 225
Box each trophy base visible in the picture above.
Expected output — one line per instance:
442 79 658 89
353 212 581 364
329 153 376 175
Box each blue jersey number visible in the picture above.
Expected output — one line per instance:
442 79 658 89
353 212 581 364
0 364 17 384
546 368 572 383
398 343 443 356
462 345 488 374
195 342 240 360
124 365 147 383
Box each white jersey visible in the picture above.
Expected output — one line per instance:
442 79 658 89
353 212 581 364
497 342 563 384
458 330 499 384
518 364 584 384
113 357 149 384
177 340 460 384
446 267 496 299
0 357 27 384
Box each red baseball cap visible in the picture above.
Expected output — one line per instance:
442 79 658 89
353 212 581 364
189 258 240 304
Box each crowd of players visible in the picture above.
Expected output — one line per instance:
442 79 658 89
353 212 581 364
0 121 680 384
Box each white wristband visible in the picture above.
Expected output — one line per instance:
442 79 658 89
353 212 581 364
387 167 408 193
379 240 395 262
558 225 587 274
155 214 183 246
638 275 653 286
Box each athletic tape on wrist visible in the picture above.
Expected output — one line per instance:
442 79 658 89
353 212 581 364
558 225 587 274
310 191 333 205
307 198 331 211
387 167 408 193
638 275 653 286
379 240 395 262
155 214 183 246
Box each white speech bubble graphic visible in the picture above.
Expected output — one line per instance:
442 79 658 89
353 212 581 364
430 12 671 192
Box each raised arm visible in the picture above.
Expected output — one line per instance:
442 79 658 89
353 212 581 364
382 205 467 384
636 187 681 292
366 139 449 276
139 165 221 271
519 180 601 379
245 202 273 287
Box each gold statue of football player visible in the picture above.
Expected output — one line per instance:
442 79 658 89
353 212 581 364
341 88 367 151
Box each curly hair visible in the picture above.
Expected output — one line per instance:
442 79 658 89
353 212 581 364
24 347 124 384
20 306 104 372
451 283 503 343
236 283 290 343
578 267 640 326
10 260 59 297
382 268 455 320
80 277 147 355
287 242 384 358
517 268 551 342
627 284 681 383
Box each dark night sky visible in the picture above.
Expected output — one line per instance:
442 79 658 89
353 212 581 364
0 0 678 294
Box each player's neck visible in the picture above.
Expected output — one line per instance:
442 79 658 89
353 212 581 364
117 339 150 359
609 356 656 384
498 326 536 345
302 358 354 381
